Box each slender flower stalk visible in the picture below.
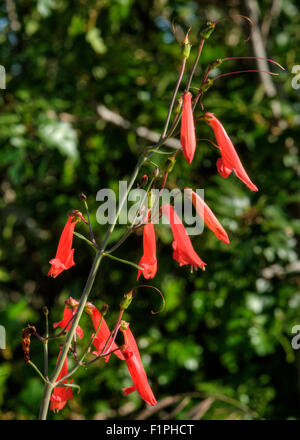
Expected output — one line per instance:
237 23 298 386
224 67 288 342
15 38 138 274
185 39 205 91
222 57 285 71
42 307 49 378
161 58 186 139
213 69 278 81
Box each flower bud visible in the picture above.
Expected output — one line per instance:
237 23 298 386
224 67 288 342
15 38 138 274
148 190 155 210
153 167 160 179
199 21 215 40
120 291 133 310
182 41 191 59
201 78 214 93
140 174 148 187
80 193 87 201
165 156 176 173
42 306 49 317
182 29 192 59
209 59 223 70
174 97 183 115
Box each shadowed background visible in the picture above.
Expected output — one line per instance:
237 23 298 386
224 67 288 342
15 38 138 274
0 0 300 420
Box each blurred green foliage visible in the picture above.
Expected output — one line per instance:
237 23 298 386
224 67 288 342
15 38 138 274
0 0 300 420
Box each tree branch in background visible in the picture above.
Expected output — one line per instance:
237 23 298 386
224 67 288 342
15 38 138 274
5 0 20 32
261 0 282 44
96 104 181 150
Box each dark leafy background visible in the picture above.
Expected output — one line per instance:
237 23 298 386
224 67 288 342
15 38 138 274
0 0 300 420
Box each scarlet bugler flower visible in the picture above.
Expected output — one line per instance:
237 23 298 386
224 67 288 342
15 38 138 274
180 92 196 164
50 352 73 412
85 302 124 362
161 204 206 271
204 112 258 192
120 322 157 406
53 297 84 339
185 188 230 244
48 214 77 278
137 221 157 281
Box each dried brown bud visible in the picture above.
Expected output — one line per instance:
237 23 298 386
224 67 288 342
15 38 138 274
21 325 36 364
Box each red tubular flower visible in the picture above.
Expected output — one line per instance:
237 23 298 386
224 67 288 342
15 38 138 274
48 214 77 277
180 92 196 164
185 188 230 244
121 323 157 406
50 352 73 412
204 112 258 192
137 221 157 281
161 204 206 271
86 302 124 362
53 297 84 339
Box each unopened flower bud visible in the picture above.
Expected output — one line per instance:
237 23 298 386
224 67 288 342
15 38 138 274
209 59 223 70
165 156 176 173
141 174 148 187
201 78 213 93
182 40 191 60
153 168 160 179
182 28 192 59
120 291 133 310
200 21 215 40
42 306 49 317
80 193 87 201
174 97 183 115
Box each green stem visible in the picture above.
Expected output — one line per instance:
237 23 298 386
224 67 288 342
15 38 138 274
185 39 205 91
38 251 103 419
73 231 96 251
103 252 144 271
83 199 97 246
28 361 48 384
43 312 49 378
105 229 132 254
161 58 186 138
